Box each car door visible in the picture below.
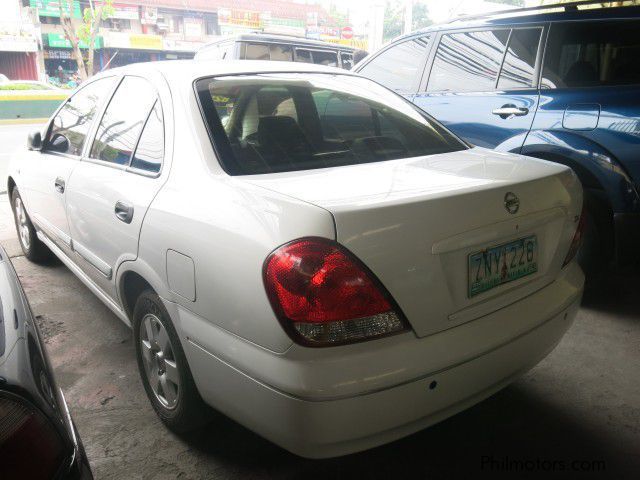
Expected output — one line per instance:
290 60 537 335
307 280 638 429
65 74 169 302
413 26 545 152
18 77 116 254
357 35 432 100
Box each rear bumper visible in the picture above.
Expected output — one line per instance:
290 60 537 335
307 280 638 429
614 212 640 263
178 263 583 458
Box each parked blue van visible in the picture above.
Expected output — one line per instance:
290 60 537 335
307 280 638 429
356 1 640 270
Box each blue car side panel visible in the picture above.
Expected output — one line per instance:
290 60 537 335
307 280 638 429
523 87 640 213
412 90 539 151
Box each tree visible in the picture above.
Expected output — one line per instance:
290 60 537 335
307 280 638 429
59 0 114 80
383 1 432 42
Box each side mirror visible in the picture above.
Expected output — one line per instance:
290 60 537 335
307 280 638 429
27 131 42 151
49 133 70 154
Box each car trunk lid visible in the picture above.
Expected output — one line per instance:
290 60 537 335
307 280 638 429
242 148 582 337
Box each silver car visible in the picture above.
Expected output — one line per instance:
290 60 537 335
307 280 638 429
8 61 584 458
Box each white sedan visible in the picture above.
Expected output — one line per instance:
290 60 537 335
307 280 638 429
8 60 584 458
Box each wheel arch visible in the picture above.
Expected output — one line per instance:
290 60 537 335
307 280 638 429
117 260 170 322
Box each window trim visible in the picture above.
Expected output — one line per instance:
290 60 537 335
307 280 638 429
357 35 432 94
83 74 164 178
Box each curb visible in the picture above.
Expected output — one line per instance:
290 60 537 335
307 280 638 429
0 118 48 126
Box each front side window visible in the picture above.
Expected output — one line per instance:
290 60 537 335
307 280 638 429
541 20 640 89
196 73 466 175
497 28 542 90
428 29 510 92
90 76 157 165
46 77 115 156
359 37 430 92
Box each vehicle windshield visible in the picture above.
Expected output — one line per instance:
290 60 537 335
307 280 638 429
195 73 467 175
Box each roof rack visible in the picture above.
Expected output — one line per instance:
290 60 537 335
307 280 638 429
445 0 638 24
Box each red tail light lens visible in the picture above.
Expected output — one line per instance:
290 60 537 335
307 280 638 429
0 394 67 479
563 208 586 267
263 238 407 346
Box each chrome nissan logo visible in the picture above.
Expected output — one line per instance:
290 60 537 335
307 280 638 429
504 192 520 214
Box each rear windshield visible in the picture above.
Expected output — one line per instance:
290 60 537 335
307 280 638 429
195 73 466 175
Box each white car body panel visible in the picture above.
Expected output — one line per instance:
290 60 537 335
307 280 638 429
7 60 585 458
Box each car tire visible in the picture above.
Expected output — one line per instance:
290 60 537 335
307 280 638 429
578 196 610 278
11 188 53 263
133 290 211 433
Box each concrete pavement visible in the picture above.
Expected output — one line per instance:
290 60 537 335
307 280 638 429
0 129 638 478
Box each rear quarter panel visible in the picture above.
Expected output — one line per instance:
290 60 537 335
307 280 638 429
136 77 336 353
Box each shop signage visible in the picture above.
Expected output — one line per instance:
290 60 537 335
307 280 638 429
46 33 102 49
129 34 162 50
30 0 81 19
184 17 203 39
217 8 261 28
163 39 203 52
0 35 38 52
44 49 73 59
104 32 162 50
112 4 139 20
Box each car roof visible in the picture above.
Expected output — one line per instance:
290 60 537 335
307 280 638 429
94 59 353 83
390 3 640 43
200 33 357 52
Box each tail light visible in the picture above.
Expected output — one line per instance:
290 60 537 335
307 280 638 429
563 208 586 267
0 394 67 479
263 237 408 346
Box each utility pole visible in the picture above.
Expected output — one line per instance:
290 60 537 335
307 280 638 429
367 0 385 51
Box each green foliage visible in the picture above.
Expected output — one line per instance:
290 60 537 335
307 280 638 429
77 0 114 49
383 1 432 42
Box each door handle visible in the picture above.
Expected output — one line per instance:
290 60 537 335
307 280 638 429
114 201 134 224
492 105 529 119
54 177 65 194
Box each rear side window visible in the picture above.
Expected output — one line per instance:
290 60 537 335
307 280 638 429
428 29 510 92
195 73 466 175
90 76 156 165
497 28 542 90
542 20 640 88
131 101 164 174
46 77 115 156
294 49 313 63
270 44 293 61
359 37 430 92
311 50 338 67
243 43 270 60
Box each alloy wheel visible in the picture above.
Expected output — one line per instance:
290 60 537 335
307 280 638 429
14 197 30 250
140 313 180 409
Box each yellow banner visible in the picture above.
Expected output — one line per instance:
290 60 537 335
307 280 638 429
129 34 162 50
